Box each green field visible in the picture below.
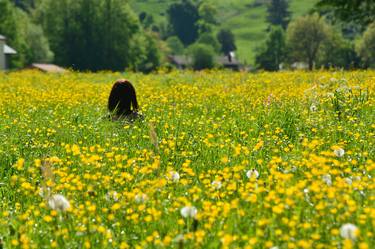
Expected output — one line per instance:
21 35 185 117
130 0 317 64
0 70 374 248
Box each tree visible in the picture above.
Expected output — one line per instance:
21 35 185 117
318 27 360 69
131 32 161 73
255 26 286 71
217 29 236 55
356 22 375 68
286 14 329 70
316 0 375 28
197 33 220 53
13 0 34 11
189 43 215 70
166 36 184 55
139 11 154 29
167 0 199 46
24 22 54 63
197 2 217 34
266 0 291 29
38 0 141 71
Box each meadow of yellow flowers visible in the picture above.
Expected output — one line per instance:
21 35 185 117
0 70 374 249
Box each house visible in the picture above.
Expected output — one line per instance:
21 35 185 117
29 63 67 73
168 55 192 69
216 53 241 71
168 52 242 70
0 34 17 71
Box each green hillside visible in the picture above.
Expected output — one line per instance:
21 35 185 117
130 0 317 65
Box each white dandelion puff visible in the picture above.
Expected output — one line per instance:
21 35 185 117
310 104 318 112
344 178 352 185
48 194 70 211
180 206 197 218
322 174 332 186
105 191 119 202
340 223 359 240
169 171 180 182
211 180 222 189
135 193 148 204
246 169 259 179
334 148 345 157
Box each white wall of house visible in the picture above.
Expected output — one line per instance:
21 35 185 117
0 36 5 70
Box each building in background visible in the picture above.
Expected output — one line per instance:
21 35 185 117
0 34 17 71
29 63 66 73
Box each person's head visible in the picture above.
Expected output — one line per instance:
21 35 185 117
108 79 138 117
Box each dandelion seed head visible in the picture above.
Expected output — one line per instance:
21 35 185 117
48 194 70 211
180 206 197 218
211 180 222 189
340 223 359 240
334 148 345 157
246 169 259 179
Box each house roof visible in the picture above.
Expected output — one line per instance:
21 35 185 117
216 55 240 66
4 44 17 54
31 63 66 73
168 55 192 66
169 55 241 67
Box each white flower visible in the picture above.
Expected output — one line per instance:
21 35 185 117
48 194 70 211
246 169 259 179
169 171 180 182
344 177 352 185
135 193 148 203
173 234 184 243
180 206 197 218
334 148 345 157
211 180 222 189
310 104 317 112
340 223 359 240
105 191 119 202
322 174 332 186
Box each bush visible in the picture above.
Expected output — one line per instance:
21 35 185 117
166 36 184 55
356 22 375 68
197 33 220 52
189 44 215 70
255 26 286 71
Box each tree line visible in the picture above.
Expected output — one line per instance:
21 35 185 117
0 0 235 71
256 0 375 70
1 0 375 72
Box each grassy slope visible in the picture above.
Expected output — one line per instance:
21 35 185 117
130 0 317 65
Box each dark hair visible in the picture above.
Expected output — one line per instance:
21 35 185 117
108 79 139 117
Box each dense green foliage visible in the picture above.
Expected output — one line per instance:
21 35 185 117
266 0 291 29
317 0 375 28
356 23 375 68
286 14 329 70
166 0 199 46
166 36 185 55
37 0 141 71
217 29 236 56
189 43 215 70
0 0 53 67
255 26 286 71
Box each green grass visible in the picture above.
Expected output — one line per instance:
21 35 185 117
0 70 374 248
130 0 318 64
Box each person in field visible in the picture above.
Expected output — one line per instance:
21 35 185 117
108 79 141 120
